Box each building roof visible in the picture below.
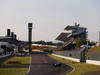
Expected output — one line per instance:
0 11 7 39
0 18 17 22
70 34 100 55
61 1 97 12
55 32 70 41
64 25 87 36
0 42 12 47
0 36 20 46
64 25 86 31
64 26 76 30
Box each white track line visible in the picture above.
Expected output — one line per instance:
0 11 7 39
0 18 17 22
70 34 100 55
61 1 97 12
86 60 100 66
52 54 80 62
24 54 32 75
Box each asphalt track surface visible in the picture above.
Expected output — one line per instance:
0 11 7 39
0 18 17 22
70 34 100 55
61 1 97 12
26 52 73 75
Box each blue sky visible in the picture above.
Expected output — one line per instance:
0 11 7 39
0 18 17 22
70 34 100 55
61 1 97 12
0 0 100 41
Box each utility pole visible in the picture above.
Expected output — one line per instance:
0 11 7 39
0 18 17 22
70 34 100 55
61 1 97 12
28 23 33 53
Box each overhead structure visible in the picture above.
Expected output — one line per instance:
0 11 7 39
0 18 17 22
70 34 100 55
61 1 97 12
55 22 87 50
56 22 87 42
28 23 33 53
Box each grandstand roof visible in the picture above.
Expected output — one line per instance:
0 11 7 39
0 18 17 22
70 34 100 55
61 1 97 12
55 32 70 41
64 25 86 31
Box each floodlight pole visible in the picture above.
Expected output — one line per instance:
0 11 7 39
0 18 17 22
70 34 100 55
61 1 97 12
28 23 33 53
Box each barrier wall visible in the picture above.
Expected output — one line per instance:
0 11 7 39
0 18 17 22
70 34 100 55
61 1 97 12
53 50 81 59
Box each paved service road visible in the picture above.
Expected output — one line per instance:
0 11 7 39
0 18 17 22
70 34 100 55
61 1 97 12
26 51 73 75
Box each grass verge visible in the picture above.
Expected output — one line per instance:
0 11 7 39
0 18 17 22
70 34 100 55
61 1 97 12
49 54 100 75
0 56 31 75
3 56 31 65
0 68 28 75
90 46 100 51
86 46 100 57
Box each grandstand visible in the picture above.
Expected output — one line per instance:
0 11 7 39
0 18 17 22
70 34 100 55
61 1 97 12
55 22 87 50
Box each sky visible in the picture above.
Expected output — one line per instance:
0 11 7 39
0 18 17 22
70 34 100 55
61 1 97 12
0 0 100 42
